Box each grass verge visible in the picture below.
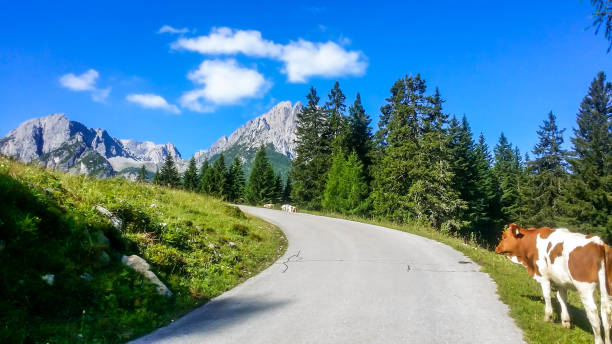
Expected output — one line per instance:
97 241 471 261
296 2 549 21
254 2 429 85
0 156 287 343
298 209 595 344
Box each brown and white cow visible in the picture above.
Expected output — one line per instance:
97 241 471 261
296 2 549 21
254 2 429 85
495 223 612 344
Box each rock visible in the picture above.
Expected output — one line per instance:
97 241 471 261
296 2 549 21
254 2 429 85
80 272 93 282
121 255 172 297
121 255 150 273
208 243 216 249
41 274 55 286
228 241 236 247
95 205 123 230
150 203 157 208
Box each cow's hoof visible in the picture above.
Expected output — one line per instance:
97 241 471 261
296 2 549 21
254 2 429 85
544 314 552 322
561 320 571 328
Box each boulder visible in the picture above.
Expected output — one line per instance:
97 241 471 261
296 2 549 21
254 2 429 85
95 205 123 230
41 274 55 286
121 255 172 297
92 231 110 249
94 251 111 268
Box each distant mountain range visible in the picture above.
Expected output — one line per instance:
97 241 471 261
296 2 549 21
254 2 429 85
0 101 302 179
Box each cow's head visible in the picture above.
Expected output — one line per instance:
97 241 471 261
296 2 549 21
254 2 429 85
495 223 524 255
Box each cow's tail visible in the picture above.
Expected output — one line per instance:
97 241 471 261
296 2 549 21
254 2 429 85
603 244 612 298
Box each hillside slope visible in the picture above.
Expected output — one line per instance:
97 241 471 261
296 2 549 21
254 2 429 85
0 156 286 343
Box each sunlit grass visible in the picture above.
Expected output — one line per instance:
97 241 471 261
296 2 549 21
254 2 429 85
0 156 287 343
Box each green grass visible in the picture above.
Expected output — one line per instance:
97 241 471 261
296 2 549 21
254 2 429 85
0 156 287 343
298 209 596 344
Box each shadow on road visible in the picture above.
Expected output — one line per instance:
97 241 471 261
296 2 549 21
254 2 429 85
131 295 291 343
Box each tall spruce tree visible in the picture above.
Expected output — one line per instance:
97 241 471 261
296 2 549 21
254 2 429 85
563 72 612 236
282 178 292 203
371 76 464 229
245 147 278 204
473 133 504 242
227 157 245 202
290 87 331 209
198 160 212 193
346 93 373 174
136 164 148 183
183 157 199 191
158 154 180 188
526 111 567 226
493 133 523 223
322 151 369 215
324 81 348 151
209 154 229 199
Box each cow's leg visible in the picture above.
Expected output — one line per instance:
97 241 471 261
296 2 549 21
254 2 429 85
556 287 571 328
540 278 553 322
599 268 612 344
577 282 603 344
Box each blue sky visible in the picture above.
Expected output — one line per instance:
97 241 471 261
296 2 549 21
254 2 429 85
1 1 610 158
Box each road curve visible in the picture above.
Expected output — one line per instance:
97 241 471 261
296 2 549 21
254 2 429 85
132 206 525 344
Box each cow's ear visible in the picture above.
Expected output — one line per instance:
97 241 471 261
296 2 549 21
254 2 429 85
508 223 523 238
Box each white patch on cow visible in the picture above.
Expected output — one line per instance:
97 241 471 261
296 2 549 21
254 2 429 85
507 255 521 265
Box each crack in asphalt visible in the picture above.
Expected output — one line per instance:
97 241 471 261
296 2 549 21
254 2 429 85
277 252 478 273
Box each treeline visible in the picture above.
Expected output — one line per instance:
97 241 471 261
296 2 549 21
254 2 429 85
141 147 291 205
288 73 611 244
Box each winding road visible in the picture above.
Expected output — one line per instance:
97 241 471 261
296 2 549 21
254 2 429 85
132 206 525 343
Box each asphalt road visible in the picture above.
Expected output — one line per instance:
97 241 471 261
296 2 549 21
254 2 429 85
132 206 525 344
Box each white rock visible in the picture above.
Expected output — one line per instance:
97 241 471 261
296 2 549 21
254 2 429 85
41 274 55 286
121 255 172 297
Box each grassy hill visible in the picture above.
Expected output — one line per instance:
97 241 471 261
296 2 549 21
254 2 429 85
0 156 287 343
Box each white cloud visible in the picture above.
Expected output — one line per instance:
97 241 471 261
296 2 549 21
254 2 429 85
172 27 282 58
59 69 110 102
158 25 190 35
59 69 99 91
126 93 180 114
170 27 367 83
180 59 269 112
281 40 367 83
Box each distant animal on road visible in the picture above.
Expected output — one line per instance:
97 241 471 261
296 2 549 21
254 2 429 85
496 223 612 344
281 204 297 213
263 204 274 208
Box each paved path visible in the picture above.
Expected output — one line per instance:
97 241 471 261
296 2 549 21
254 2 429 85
132 206 525 344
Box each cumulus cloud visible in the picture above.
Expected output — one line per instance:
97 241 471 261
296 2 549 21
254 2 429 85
172 27 282 58
126 93 180 114
171 27 367 83
281 40 367 82
59 69 110 102
180 59 269 112
158 25 190 35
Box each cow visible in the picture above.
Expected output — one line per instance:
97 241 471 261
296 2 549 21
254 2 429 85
495 223 612 344
281 204 297 213
263 203 274 209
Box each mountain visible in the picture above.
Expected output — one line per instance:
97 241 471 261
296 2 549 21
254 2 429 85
194 101 302 178
0 101 301 180
0 114 181 178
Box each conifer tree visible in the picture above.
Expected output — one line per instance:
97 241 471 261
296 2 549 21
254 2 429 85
473 133 504 242
493 133 522 222
322 151 369 214
371 76 464 229
290 87 331 208
158 154 180 188
136 164 147 183
563 72 612 235
526 111 567 225
153 168 160 185
346 93 373 174
209 154 229 198
274 174 283 203
245 147 278 204
282 178 292 203
198 160 212 193
182 157 199 191
227 157 245 202
324 81 348 151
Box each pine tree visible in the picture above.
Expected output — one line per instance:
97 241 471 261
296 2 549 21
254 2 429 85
563 72 612 236
245 147 278 204
209 154 229 199
526 111 567 226
136 164 148 183
322 151 369 214
274 174 283 203
371 76 464 229
473 133 504 242
290 87 331 209
158 154 180 188
198 160 212 193
227 157 245 202
346 93 373 174
325 81 348 152
282 178 292 203
182 157 199 191
153 168 160 185
493 133 522 223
